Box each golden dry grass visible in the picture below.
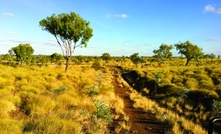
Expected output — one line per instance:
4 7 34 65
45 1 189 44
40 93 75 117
0 64 123 133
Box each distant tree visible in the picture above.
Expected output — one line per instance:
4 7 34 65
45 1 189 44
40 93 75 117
130 53 141 67
39 12 93 72
101 53 111 63
175 41 204 66
153 44 173 66
36 54 49 67
72 55 84 65
10 44 34 66
140 56 146 66
84 56 92 63
4 53 14 65
209 53 216 61
51 52 63 65
204 53 216 62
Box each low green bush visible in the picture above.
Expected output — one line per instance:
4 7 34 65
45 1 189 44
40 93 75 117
86 86 100 96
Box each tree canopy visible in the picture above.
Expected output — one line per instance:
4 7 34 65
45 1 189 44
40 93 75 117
153 44 173 66
10 44 34 65
101 53 111 63
175 41 204 66
39 12 93 72
130 53 141 67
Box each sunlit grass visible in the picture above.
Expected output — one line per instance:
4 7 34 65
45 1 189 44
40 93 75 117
0 64 119 133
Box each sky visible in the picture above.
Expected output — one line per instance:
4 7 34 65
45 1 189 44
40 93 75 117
0 0 221 56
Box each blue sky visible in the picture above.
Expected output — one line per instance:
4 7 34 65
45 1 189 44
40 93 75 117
1 0 221 56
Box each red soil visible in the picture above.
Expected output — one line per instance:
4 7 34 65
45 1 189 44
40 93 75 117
109 68 172 134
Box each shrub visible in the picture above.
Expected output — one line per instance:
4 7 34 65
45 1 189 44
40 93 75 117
86 86 100 96
93 100 112 123
53 86 68 95
91 60 101 70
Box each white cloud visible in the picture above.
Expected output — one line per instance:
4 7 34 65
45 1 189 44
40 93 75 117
204 5 221 14
205 38 221 41
2 12 14 16
105 14 129 18
7 31 16 34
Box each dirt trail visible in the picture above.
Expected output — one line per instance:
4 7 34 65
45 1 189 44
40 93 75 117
110 67 171 134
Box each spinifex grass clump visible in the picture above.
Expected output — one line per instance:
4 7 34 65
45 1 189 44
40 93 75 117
0 64 120 133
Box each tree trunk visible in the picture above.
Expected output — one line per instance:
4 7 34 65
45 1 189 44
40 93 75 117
185 59 190 66
65 57 70 72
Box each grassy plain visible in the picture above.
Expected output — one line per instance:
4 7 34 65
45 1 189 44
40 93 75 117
0 64 126 134
0 56 221 133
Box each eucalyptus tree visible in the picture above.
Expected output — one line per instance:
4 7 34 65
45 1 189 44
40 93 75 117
9 44 34 66
39 12 93 72
130 53 141 67
153 44 173 66
101 53 111 63
175 41 204 66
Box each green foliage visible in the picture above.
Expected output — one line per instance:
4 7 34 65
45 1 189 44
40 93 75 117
4 54 14 65
93 100 112 123
177 87 189 101
153 44 173 66
53 86 68 95
212 99 221 117
39 12 93 72
130 53 141 67
36 54 50 67
97 72 103 87
175 41 204 66
101 53 111 63
91 60 101 70
86 86 100 96
72 55 85 65
51 52 63 65
153 72 162 85
10 44 34 66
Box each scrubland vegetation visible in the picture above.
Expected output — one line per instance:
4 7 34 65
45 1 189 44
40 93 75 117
0 51 221 133
0 62 127 134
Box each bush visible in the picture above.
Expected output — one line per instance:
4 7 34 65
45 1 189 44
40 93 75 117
53 86 68 95
86 86 100 96
91 60 101 70
93 100 112 123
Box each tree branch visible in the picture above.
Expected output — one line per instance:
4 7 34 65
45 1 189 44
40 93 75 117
54 35 65 57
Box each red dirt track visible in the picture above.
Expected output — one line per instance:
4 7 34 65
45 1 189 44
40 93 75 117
109 68 171 134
